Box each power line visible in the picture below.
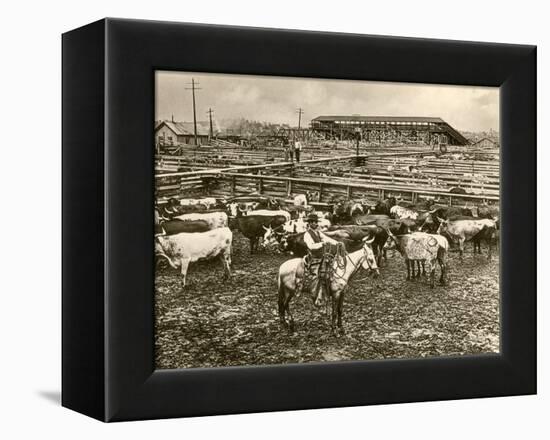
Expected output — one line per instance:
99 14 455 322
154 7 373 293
185 78 202 146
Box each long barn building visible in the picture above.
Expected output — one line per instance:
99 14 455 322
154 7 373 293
310 115 469 146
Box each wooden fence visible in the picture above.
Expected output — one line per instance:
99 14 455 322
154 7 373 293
155 152 500 205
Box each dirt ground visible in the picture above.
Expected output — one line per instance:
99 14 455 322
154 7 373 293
155 231 499 369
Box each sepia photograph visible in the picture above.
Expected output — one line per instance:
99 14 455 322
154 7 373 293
154 71 500 370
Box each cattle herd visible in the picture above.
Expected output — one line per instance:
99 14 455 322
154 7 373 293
155 192 500 333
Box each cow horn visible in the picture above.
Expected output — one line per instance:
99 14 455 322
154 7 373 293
437 216 446 223
363 235 375 244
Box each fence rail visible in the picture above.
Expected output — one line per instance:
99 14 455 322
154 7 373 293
155 152 500 205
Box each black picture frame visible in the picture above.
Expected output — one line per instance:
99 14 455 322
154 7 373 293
62 18 536 422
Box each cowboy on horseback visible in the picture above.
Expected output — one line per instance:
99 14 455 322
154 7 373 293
301 213 340 306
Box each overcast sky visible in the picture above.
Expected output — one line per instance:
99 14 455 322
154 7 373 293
155 71 499 132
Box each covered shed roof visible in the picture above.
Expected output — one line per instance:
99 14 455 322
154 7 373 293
311 115 446 123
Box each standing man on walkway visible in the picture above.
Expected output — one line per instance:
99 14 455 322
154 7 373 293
288 136 295 163
294 137 302 163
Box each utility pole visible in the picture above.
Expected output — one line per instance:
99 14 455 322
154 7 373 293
296 107 304 130
206 108 214 140
185 78 201 146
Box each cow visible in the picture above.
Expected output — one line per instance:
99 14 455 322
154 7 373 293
154 227 232 288
285 205 313 219
156 199 185 220
228 201 260 217
477 203 500 221
173 211 228 230
262 217 331 249
431 206 474 219
279 232 308 257
326 224 388 266
277 229 364 258
352 214 390 225
236 214 288 254
227 196 279 217
449 187 468 194
155 219 210 236
314 210 333 221
418 207 474 233
178 197 219 210
370 196 397 215
437 217 497 260
385 230 449 288
247 209 292 222
390 205 419 220
332 200 356 223
371 217 416 235
350 202 366 217
293 194 308 206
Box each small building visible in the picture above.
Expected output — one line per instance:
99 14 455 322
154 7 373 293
472 137 499 149
155 120 213 147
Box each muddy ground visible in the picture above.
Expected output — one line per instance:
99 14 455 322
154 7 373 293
155 231 499 369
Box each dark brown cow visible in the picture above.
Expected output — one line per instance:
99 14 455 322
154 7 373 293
236 214 288 254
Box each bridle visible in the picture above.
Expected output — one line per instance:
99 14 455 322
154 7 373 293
330 241 376 283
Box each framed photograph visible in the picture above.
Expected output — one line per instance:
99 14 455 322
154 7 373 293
62 18 536 421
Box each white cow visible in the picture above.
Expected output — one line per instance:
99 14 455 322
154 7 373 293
282 217 330 234
314 211 332 220
227 201 261 217
390 205 419 220
155 227 232 288
293 194 308 206
173 211 228 229
179 197 218 209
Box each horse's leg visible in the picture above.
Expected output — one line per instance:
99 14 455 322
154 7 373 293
277 282 287 326
430 262 435 288
284 291 295 332
406 259 410 280
422 261 426 276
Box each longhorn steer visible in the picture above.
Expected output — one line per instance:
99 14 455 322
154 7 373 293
178 197 219 209
155 219 210 235
236 214 288 254
370 196 397 215
386 231 449 288
437 217 497 260
390 205 419 220
327 224 388 266
155 227 232 288
173 211 228 230
247 209 291 222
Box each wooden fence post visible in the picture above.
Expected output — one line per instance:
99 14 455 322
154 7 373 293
231 175 236 196
258 177 263 194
